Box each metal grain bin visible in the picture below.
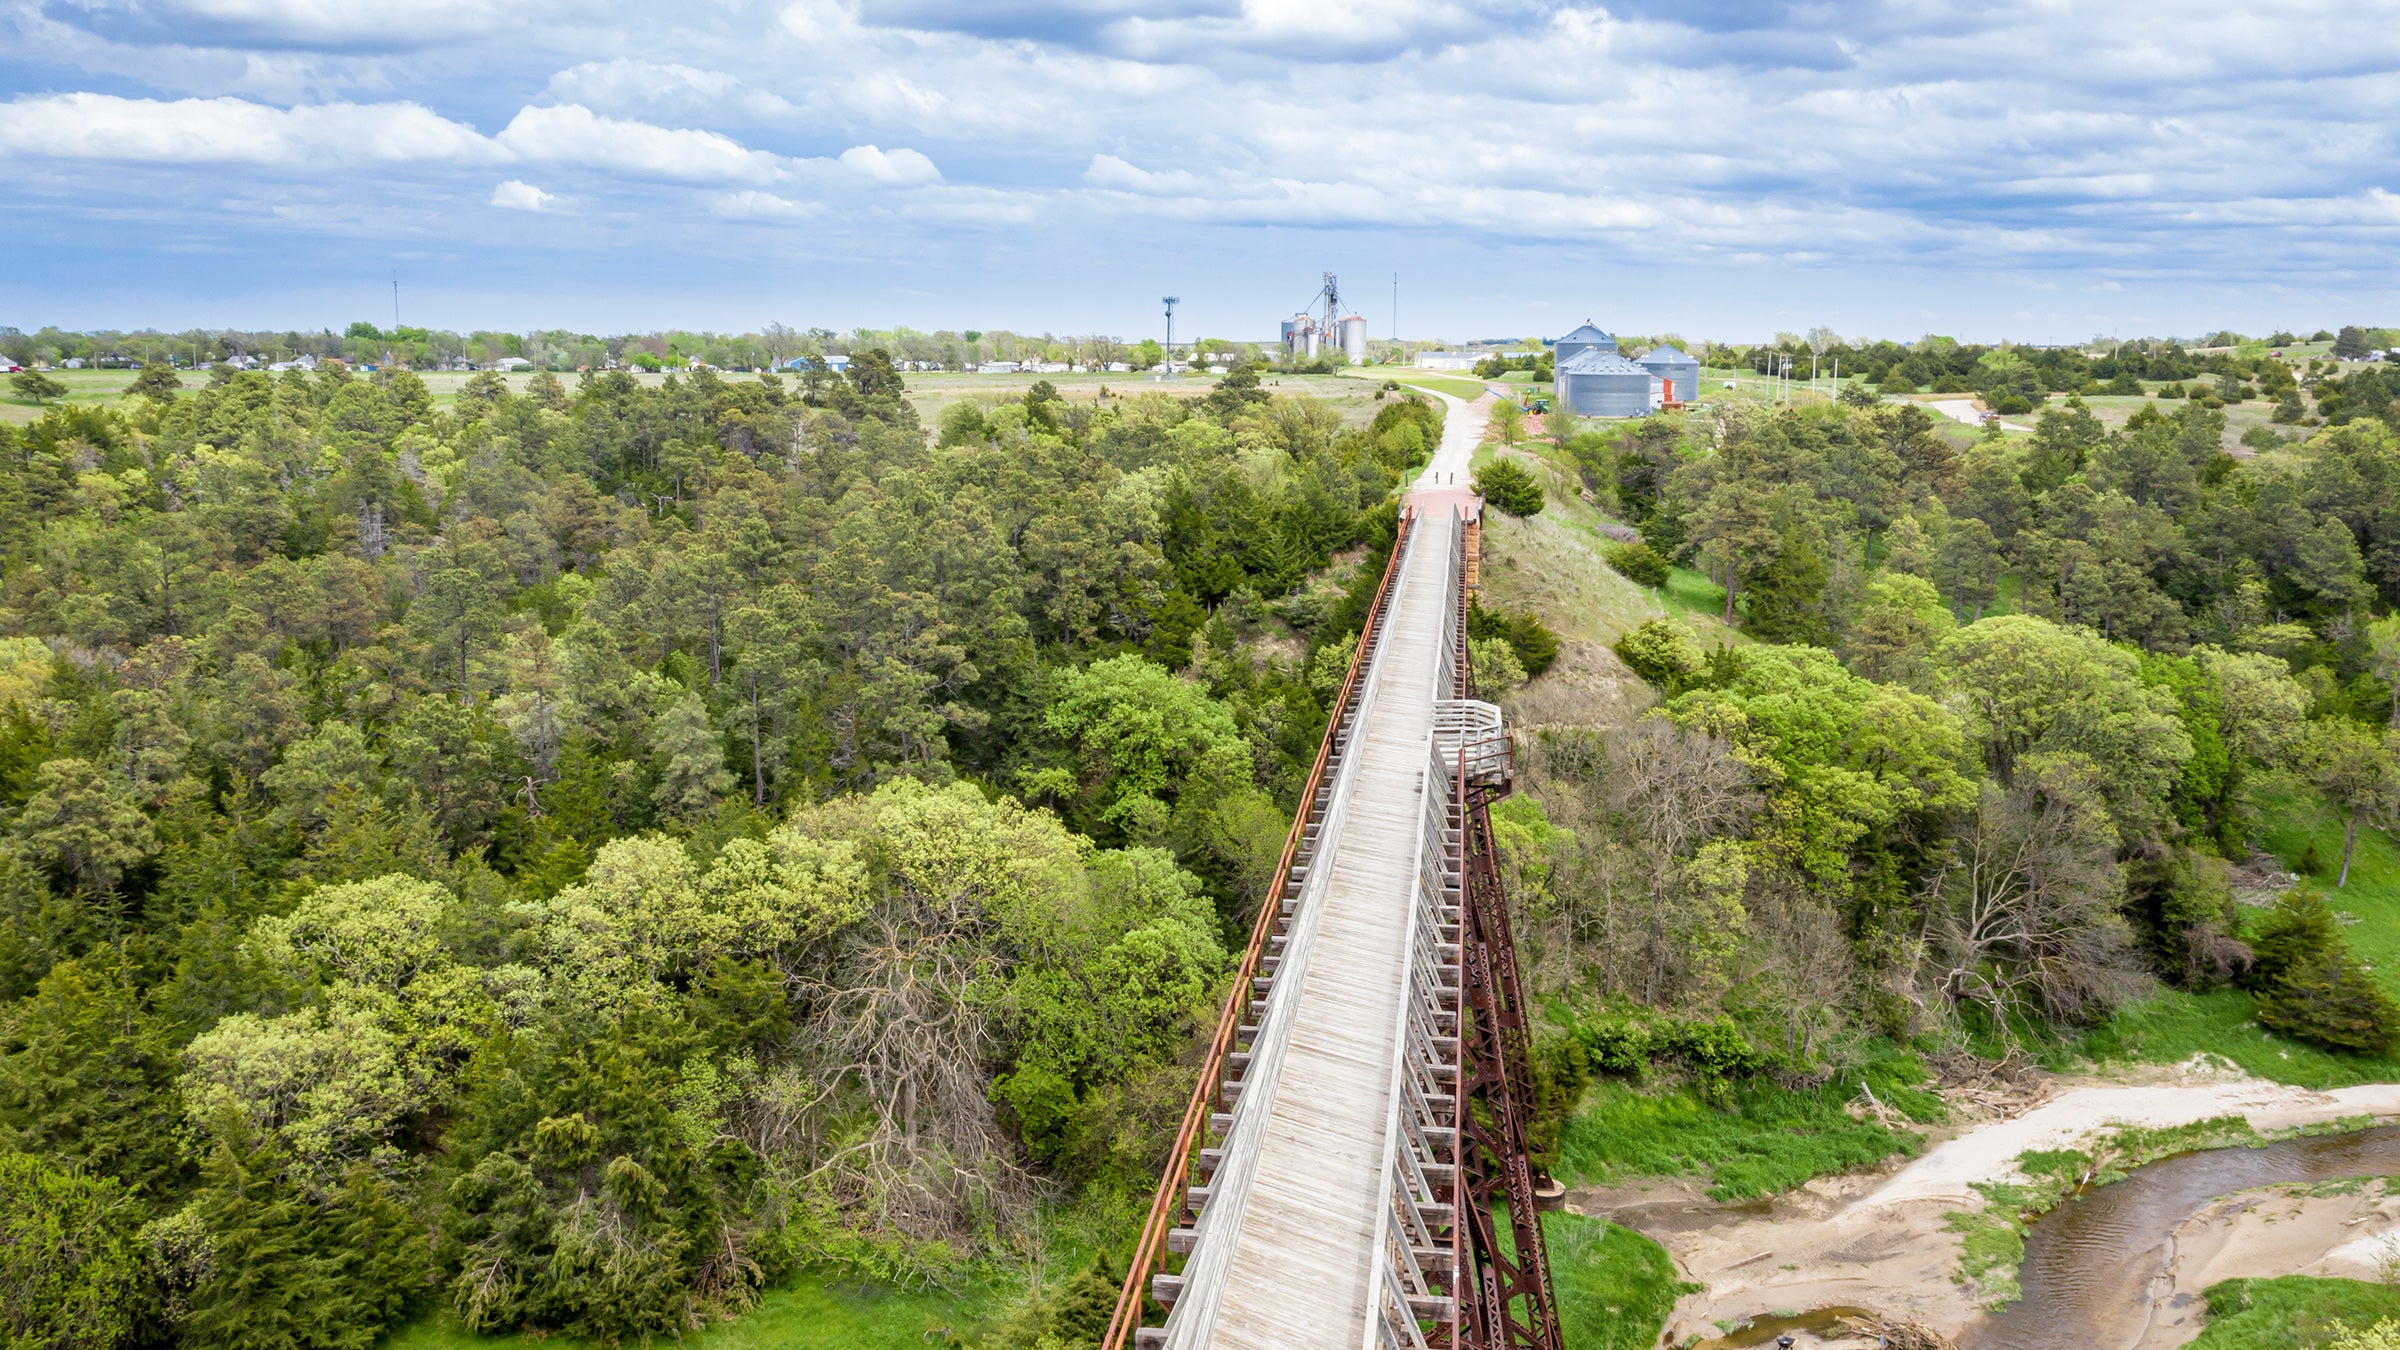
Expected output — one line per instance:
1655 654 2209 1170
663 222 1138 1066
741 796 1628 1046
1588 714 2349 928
1636 345 1701 404
1554 321 1616 368
1556 350 1654 417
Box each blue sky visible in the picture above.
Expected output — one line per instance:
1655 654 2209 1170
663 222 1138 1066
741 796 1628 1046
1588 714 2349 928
3 0 2397 344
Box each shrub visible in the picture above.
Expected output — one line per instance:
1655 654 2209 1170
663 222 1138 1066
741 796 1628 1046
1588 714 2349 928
2105 372 2146 396
1602 540 1671 588
1474 458 1545 517
1877 371 1919 394
1468 602 1559 678
1611 618 1707 695
1992 392 2035 415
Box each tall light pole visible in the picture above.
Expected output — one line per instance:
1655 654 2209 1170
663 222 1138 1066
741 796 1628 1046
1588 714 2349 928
1162 296 1179 373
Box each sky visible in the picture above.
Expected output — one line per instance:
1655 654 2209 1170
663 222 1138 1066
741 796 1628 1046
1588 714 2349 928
3 0 2398 345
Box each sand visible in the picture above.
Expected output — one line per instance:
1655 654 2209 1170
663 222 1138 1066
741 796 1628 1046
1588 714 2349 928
2137 1181 2400 1347
1567 1063 2400 1345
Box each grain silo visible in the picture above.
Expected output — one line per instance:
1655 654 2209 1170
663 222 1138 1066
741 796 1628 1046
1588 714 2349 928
1554 321 1617 367
1556 350 1653 417
1636 345 1701 405
1339 314 1368 364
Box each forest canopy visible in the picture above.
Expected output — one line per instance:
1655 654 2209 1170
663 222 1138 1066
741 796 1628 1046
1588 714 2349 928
0 358 1448 1346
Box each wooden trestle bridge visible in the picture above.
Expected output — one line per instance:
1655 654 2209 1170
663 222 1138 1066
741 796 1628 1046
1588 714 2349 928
1104 422 1564 1350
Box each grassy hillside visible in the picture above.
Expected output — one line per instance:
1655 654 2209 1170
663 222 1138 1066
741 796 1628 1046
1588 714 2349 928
2087 787 2400 1089
385 1274 995 1350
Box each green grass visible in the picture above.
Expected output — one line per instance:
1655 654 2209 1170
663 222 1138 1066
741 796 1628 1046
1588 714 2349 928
1557 1063 1940 1201
1388 372 1488 400
2192 1276 2400 1348
1658 567 1738 639
1545 1212 1696 1350
2082 787 2400 1089
381 1273 995 1350
1944 1204 2026 1308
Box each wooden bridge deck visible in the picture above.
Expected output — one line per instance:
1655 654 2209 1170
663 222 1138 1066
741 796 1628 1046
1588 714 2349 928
1201 507 1455 1348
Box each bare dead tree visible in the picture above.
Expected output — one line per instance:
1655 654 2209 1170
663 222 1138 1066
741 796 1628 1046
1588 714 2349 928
1930 779 2147 1035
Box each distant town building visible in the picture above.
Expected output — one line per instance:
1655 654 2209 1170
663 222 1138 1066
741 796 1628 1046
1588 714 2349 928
492 356 533 371
1412 351 1482 371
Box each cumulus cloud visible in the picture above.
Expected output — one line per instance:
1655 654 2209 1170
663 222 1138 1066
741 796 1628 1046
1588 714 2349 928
495 104 781 183
1084 154 1200 195
709 189 819 219
0 92 497 164
61 0 525 48
837 144 940 185
9 0 2400 330
490 179 553 210
543 60 802 122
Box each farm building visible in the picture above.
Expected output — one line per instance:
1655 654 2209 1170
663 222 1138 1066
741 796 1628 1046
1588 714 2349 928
1556 350 1653 417
1554 322 1617 367
1636 346 1700 405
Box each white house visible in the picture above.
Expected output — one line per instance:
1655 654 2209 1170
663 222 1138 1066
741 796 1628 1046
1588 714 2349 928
1412 351 1481 371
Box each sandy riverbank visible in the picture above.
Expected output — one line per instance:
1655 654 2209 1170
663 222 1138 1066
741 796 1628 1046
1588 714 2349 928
2137 1180 2400 1347
1566 1062 2400 1345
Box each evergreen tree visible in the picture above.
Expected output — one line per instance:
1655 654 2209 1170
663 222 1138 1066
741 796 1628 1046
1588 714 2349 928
649 692 734 820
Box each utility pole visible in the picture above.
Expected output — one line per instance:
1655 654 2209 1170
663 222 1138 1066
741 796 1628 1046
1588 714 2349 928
1162 296 1178 375
392 271 400 330
1391 272 1399 342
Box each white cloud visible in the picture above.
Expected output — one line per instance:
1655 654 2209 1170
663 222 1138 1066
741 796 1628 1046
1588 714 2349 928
543 60 801 122
90 0 526 47
1084 154 1200 194
496 104 780 183
709 189 818 219
490 178 553 210
0 92 497 165
838 144 940 185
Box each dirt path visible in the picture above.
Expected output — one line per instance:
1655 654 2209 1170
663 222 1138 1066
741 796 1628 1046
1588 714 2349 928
1567 1065 2400 1345
1925 396 2031 433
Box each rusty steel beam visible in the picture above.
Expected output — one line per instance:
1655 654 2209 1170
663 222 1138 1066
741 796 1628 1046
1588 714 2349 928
1449 503 1562 1350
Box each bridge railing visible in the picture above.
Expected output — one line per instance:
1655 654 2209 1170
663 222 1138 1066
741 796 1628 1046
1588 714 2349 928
1371 731 1466 1350
1104 507 1422 1350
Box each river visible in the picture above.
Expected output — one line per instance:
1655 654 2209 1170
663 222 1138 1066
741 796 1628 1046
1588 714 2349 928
1972 1124 2400 1349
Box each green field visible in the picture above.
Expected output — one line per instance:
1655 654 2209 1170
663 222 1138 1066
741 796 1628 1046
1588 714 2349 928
1382 370 1489 400
1 363 1403 428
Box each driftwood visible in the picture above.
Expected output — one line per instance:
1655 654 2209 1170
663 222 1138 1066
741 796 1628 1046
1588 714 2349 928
1837 1313 1958 1350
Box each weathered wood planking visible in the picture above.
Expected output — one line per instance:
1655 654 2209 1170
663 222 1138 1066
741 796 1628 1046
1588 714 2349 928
1201 510 1455 1348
